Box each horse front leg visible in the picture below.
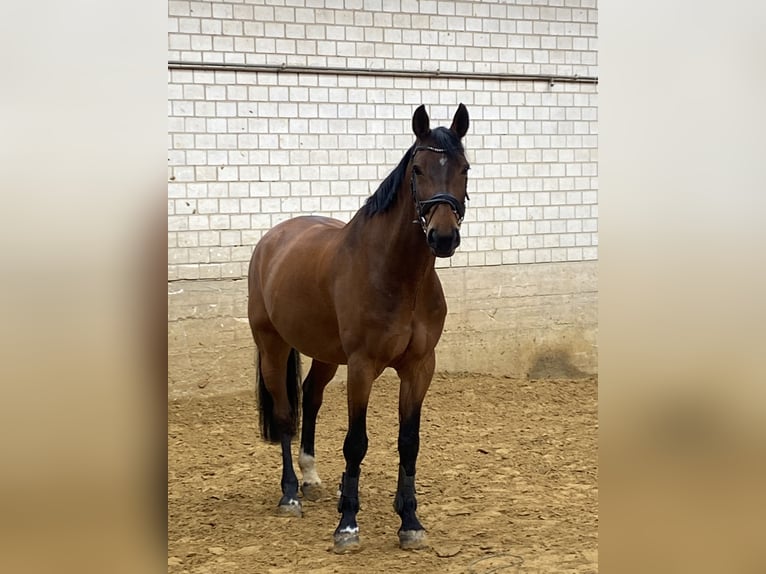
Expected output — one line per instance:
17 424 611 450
394 352 435 549
333 358 375 554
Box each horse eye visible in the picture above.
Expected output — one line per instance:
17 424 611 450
412 165 423 176
461 165 471 175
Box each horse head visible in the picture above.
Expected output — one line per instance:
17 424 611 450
410 103 470 258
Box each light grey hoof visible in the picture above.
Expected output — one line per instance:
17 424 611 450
333 530 361 554
277 498 302 517
398 529 428 550
301 482 324 502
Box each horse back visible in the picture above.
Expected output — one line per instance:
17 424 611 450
252 213 340 262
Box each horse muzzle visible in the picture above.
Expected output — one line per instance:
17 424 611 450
426 227 460 258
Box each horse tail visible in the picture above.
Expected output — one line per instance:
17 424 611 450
257 348 302 444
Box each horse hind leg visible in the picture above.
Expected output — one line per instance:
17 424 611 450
256 342 303 517
299 360 338 502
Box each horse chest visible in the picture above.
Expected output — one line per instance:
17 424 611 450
361 309 435 365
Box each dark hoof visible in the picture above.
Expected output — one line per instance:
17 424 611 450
277 498 302 517
399 529 428 550
301 482 324 502
333 529 361 554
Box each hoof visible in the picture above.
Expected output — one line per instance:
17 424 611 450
301 482 324 502
333 529 361 554
277 498 302 517
399 529 428 550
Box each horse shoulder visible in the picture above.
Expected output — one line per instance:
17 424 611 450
421 271 447 322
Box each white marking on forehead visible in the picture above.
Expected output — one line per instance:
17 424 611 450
439 156 448 167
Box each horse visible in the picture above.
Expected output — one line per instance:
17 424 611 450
247 104 470 553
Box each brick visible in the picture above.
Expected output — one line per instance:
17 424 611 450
166 4 599 279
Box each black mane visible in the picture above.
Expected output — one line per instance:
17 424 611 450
362 127 464 217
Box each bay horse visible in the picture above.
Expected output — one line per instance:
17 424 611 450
247 104 470 553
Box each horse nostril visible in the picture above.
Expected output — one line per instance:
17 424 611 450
426 228 460 256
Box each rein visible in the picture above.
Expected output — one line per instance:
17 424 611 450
409 146 469 233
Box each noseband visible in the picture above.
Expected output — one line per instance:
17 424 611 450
410 146 469 233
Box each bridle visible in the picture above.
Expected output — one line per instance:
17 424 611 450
410 145 469 233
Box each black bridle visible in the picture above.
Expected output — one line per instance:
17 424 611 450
410 146 469 233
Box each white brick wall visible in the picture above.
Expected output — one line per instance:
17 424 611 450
167 0 598 280
168 0 597 78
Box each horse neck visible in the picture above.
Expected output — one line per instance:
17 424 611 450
349 184 435 286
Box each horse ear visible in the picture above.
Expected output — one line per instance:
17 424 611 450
412 104 430 140
450 103 469 139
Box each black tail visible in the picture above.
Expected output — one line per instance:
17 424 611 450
257 348 302 444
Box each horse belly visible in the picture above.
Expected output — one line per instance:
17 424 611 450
254 217 348 364
271 296 348 364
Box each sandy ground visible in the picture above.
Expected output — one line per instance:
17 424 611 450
168 371 597 573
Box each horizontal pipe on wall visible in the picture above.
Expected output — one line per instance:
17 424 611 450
167 60 598 85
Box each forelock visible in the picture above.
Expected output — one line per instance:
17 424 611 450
428 127 465 158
